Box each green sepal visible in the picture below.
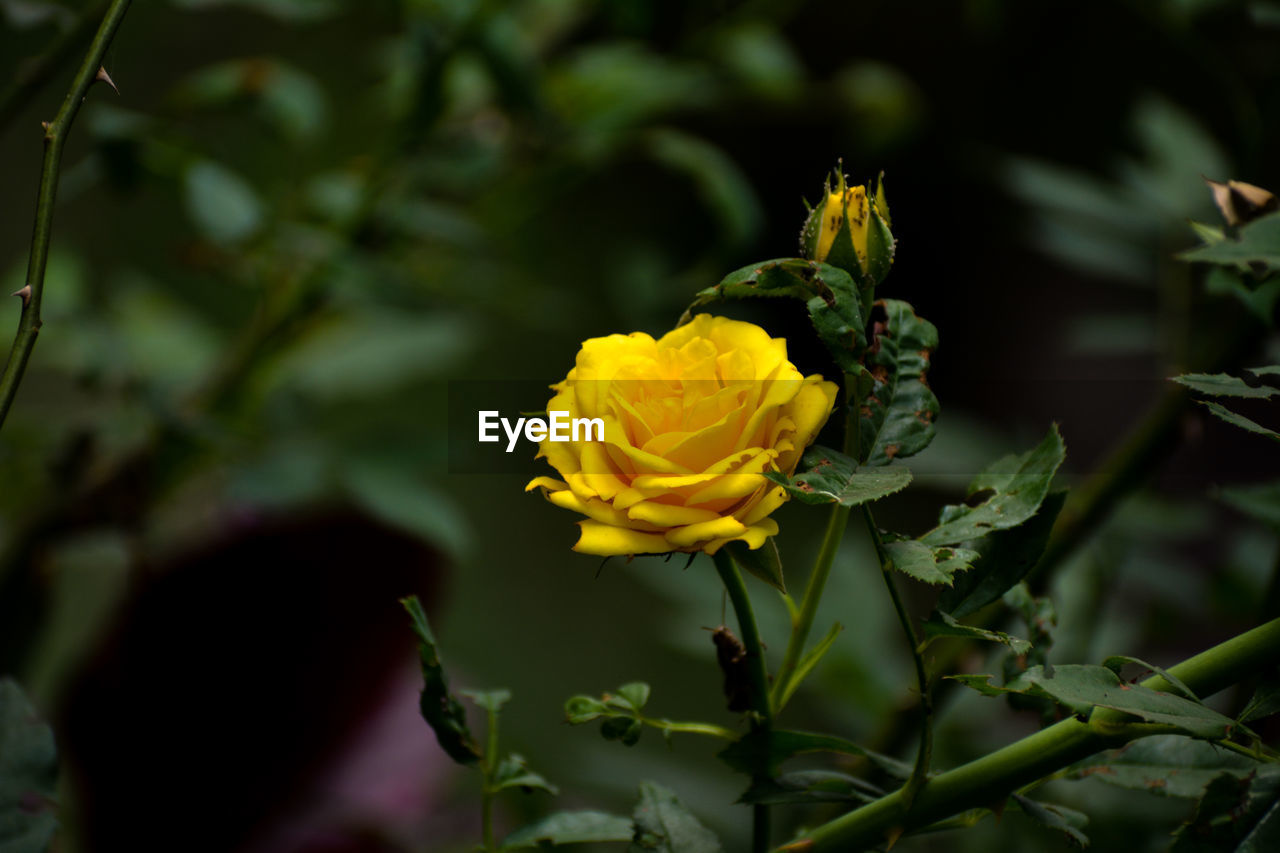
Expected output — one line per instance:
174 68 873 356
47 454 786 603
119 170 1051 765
400 596 482 765
679 258 866 373
725 537 785 593
865 202 895 288
874 171 892 228
859 299 940 466
764 445 912 506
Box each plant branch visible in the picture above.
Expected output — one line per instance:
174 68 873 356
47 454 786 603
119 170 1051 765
862 506 931 809
0 0 132 432
779 617 1280 852
712 548 773 853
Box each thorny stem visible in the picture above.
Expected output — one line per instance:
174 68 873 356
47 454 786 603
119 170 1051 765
0 0 132 432
862 505 932 809
782 617 1280 852
712 548 773 853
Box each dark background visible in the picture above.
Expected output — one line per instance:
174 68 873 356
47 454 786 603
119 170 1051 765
1 1 1278 851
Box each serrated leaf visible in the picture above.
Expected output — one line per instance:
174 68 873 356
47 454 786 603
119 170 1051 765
1172 767 1280 852
400 596 481 765
493 753 559 796
938 491 1067 618
738 770 880 806
923 611 1031 655
859 299 939 465
883 540 979 586
500 811 634 850
717 728 908 779
1011 793 1089 848
920 425 1066 546
1173 372 1280 399
630 782 722 853
0 679 58 853
725 537 785 593
1067 735 1266 799
775 622 843 709
680 258 865 373
1179 209 1280 270
764 446 912 506
951 665 1240 739
1202 401 1279 441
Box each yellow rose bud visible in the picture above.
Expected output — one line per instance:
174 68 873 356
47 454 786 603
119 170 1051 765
815 183 870 268
526 315 839 557
801 168 894 288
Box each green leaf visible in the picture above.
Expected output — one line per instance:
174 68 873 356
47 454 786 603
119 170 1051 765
859 299 939 465
400 596 481 766
774 623 843 709
645 129 762 250
764 446 912 506
1172 767 1280 852
1011 793 1089 848
462 689 512 713
680 258 865 373
629 782 722 853
183 160 264 246
738 770 880 806
1220 481 1280 529
500 811 634 850
169 0 341 22
1179 210 1280 270
493 754 559 796
883 540 979 586
1201 401 1279 441
922 611 1031 655
938 491 1067 618
725 538 785 593
1173 372 1280 399
951 665 1240 739
920 424 1066 547
1240 671 1280 723
170 59 328 142
0 679 58 853
564 695 608 724
1101 656 1199 702
1067 735 1266 799
717 728 908 779
616 683 651 711
601 716 643 747
1204 266 1280 326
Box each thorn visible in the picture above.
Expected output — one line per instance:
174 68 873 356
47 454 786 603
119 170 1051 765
682 552 697 570
40 121 51 134
595 556 611 579
95 66 119 94
12 285 31 307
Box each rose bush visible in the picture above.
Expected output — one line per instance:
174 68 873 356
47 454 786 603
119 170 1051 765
526 314 838 556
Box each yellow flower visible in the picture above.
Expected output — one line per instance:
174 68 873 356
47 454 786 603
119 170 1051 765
526 314 838 556
814 183 870 268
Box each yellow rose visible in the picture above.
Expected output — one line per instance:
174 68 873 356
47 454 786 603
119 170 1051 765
526 314 838 556
814 183 871 269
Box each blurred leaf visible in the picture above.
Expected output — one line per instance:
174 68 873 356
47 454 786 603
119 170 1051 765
461 689 511 713
764 446 912 507
1240 672 1280 722
725 538 784 593
717 728 908 779
774 622 842 710
1065 313 1159 355
170 58 328 139
168 0 341 22
183 160 264 246
883 540 979 586
493 753 558 796
860 299 940 465
0 679 58 853
939 490 1067 618
920 424 1066 546
738 770 879 806
1181 211 1280 270
645 128 762 250
0 0 72 28
500 811 633 850
922 611 1031 655
343 463 472 560
629 781 722 853
111 282 221 388
682 259 865 374
601 716 642 747
712 23 803 101
1172 767 1280 852
614 682 650 711
1068 735 1266 798
1201 401 1279 441
564 695 608 724
1011 793 1089 848
1173 372 1280 399
1205 266 1280 325
400 596 481 765
952 665 1239 739
833 62 925 153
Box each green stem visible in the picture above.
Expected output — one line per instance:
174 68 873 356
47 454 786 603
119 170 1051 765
0 0 111 136
0 0 132 432
638 716 738 740
780 617 1280 852
771 504 850 711
712 548 772 853
481 704 500 851
862 506 931 808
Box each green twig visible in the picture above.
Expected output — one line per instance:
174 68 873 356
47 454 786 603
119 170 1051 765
780 617 1280 852
0 0 132 432
481 703 500 851
712 548 773 853
862 506 931 809
0 0 111 136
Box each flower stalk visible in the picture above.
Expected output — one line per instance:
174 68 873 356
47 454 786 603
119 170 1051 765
0 0 132 432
